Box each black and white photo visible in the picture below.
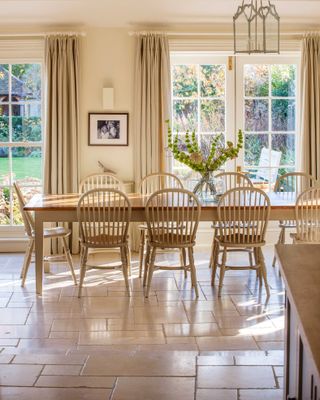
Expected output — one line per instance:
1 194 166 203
89 113 128 146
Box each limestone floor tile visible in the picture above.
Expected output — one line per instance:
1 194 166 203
164 323 221 337
0 387 111 400
197 355 234 366
49 331 80 339
198 366 276 389
13 354 86 364
112 377 195 400
107 319 162 331
51 318 107 332
253 330 284 342
239 389 282 400
42 365 83 376
26 312 83 325
197 335 259 351
0 354 14 363
133 305 189 324
257 341 284 351
35 375 116 388
0 338 19 346
274 366 284 377
156 290 205 301
196 389 237 400
215 316 274 330
82 351 196 376
0 324 51 339
0 308 29 324
16 338 78 349
0 364 43 386
186 311 216 323
235 350 284 365
79 331 165 345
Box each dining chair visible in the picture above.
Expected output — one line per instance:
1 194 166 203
211 187 270 297
292 187 320 243
14 182 77 287
209 171 254 269
272 172 317 266
144 188 201 298
79 173 124 193
138 172 184 278
77 188 131 297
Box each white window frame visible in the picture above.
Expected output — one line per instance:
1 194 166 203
0 57 44 235
169 52 236 178
235 55 301 190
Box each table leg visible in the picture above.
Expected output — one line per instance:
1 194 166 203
34 213 44 295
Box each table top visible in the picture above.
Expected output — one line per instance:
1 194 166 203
275 244 320 377
24 192 297 212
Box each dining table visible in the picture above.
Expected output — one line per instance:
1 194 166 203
24 191 297 295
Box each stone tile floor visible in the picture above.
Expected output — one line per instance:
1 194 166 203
0 245 284 399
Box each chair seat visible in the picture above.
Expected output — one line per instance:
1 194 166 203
215 234 265 247
84 233 125 246
279 220 296 228
139 222 184 231
150 232 192 247
32 227 71 239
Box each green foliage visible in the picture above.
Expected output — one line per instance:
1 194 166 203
167 120 243 176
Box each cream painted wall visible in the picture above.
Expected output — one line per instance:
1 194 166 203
79 28 135 183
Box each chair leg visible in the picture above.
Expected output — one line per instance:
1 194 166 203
211 240 219 286
259 247 270 298
208 227 217 268
138 230 145 278
145 247 156 298
126 246 132 277
249 249 254 268
254 247 262 286
143 241 150 287
21 239 34 287
180 248 187 279
61 236 77 285
218 247 227 297
121 246 130 296
272 227 284 267
78 247 88 298
188 247 199 298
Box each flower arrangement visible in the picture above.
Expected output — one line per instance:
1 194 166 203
166 120 243 198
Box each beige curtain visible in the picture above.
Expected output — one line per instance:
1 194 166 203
132 33 171 251
301 34 320 179
44 35 80 253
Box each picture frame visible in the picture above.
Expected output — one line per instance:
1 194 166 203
88 112 129 146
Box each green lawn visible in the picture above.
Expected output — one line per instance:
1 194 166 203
0 157 42 182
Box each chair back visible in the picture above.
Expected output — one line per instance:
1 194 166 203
139 172 183 195
145 188 201 247
274 172 316 195
215 171 253 193
13 182 35 237
79 173 124 193
77 189 131 248
295 187 320 243
217 187 270 245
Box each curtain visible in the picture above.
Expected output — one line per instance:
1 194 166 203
44 35 80 253
301 34 320 179
132 33 171 251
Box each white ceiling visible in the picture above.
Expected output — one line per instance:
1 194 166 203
0 0 320 29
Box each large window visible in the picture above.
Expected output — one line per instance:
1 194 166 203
170 54 299 191
0 63 42 226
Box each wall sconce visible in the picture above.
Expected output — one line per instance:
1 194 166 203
102 88 114 110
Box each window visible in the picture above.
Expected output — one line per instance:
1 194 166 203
0 63 43 226
170 55 234 190
170 54 299 192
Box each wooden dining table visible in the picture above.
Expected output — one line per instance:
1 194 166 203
24 191 297 295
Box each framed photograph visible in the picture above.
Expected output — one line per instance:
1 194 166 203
88 112 129 146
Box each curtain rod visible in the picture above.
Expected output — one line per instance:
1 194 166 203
0 31 86 38
129 31 313 37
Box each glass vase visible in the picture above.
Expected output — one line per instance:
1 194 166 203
193 173 217 203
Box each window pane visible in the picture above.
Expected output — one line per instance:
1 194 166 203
0 187 10 225
0 105 9 142
244 134 269 166
0 64 9 102
173 99 197 132
272 99 295 131
172 65 197 97
200 134 225 159
244 65 269 97
12 104 42 142
271 134 295 166
12 147 42 186
11 64 41 101
271 65 296 97
245 99 269 131
201 100 225 132
0 147 9 185
200 65 225 97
